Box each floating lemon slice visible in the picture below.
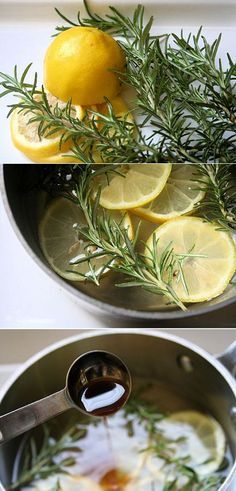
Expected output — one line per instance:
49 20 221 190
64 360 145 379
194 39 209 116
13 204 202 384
132 164 205 223
10 93 84 162
99 164 172 210
153 411 226 479
145 216 236 303
39 197 133 282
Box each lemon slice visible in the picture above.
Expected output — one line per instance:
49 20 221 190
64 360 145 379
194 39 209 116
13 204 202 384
39 197 133 282
99 164 172 210
100 96 133 124
30 152 80 164
10 93 84 162
26 475 102 490
145 216 236 303
155 411 226 478
132 164 205 223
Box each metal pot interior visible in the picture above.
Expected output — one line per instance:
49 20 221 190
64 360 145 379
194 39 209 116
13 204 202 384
0 331 236 488
2 164 236 320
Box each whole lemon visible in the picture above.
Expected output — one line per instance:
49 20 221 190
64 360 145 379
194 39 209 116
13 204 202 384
44 27 126 105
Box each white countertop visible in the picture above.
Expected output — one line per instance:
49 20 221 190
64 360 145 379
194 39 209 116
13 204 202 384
0 191 105 329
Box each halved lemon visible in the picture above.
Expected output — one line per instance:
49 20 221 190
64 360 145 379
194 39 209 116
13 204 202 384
132 164 205 223
10 93 84 162
145 216 236 303
155 411 226 478
44 26 125 106
39 197 133 282
99 164 172 210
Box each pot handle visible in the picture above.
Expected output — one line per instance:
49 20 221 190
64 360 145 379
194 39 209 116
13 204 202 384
0 389 70 445
217 341 236 376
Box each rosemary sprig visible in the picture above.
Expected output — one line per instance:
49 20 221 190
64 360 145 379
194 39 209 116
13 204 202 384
55 0 149 38
9 424 87 490
0 2 236 162
12 394 226 491
54 2 236 163
163 474 224 490
195 164 236 231
0 69 151 162
58 164 195 310
124 395 225 491
37 164 236 309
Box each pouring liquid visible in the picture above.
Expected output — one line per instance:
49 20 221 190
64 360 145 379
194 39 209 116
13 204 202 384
17 378 233 491
100 417 130 491
77 377 131 489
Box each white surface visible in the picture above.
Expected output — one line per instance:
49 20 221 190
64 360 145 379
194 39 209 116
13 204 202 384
0 191 105 328
0 0 236 162
0 365 20 388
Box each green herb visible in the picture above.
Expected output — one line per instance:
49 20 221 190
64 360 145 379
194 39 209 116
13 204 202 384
37 164 236 310
11 395 226 491
57 164 200 310
9 424 86 490
124 395 166 435
123 395 225 491
0 2 236 162
195 164 236 232
163 474 224 490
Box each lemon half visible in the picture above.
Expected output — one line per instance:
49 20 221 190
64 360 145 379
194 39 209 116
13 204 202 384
10 93 83 162
145 216 236 303
44 26 126 105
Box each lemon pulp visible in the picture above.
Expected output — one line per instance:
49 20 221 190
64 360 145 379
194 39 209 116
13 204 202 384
10 93 83 162
156 411 226 477
39 197 133 281
99 164 172 210
145 216 236 303
133 164 205 223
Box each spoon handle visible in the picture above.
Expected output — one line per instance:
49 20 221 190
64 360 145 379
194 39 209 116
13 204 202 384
0 389 70 444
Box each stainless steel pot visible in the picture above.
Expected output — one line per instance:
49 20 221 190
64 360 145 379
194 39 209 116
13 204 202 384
0 330 236 490
1 164 236 322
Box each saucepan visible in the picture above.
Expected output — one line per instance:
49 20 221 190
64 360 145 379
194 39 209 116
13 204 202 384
0 330 236 489
1 164 236 321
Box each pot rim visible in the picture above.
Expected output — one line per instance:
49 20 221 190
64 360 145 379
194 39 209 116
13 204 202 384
0 329 236 491
1 164 236 321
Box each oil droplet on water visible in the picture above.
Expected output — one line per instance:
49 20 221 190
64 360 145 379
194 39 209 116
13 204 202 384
100 468 130 490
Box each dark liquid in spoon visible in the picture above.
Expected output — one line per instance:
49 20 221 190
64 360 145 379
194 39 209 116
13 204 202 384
77 378 129 416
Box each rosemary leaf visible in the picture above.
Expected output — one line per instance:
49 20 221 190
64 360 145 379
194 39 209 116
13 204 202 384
0 2 236 162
